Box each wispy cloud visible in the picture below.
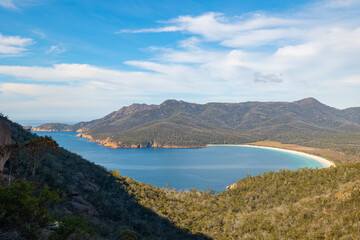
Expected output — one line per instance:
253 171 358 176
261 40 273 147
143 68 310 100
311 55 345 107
0 33 33 56
117 12 300 47
117 26 182 34
0 0 18 10
31 29 46 38
254 72 283 83
0 62 228 119
46 45 66 54
0 0 42 10
325 0 360 8
340 75 360 85
0 63 225 94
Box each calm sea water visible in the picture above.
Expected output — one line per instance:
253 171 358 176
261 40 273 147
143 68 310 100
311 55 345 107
34 131 323 191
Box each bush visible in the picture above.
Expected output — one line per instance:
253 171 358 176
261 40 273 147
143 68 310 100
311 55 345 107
0 180 61 239
49 215 93 240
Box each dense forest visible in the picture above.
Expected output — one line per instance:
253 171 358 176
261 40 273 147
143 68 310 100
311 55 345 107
1 114 360 239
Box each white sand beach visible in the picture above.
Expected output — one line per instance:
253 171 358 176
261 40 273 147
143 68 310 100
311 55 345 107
208 144 335 168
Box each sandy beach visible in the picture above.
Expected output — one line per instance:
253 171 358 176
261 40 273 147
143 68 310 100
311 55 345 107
208 144 335 168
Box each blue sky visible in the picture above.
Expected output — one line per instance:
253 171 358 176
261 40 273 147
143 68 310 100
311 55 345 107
0 0 359 122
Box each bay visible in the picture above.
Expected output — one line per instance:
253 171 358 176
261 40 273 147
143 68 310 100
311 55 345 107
34 131 324 191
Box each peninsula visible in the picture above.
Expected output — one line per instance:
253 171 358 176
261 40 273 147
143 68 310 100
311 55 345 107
34 98 360 158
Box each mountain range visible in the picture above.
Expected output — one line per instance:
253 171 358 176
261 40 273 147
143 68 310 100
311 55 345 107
33 97 360 148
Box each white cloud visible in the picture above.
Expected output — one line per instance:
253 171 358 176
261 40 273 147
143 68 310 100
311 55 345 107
221 28 296 47
275 43 319 58
0 33 33 56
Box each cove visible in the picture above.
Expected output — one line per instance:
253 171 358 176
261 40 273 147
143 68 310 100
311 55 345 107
34 131 324 191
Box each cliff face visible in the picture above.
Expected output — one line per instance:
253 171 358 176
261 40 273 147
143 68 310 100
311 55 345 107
0 119 11 171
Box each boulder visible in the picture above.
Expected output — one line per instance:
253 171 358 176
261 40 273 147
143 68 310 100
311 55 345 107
68 190 100 224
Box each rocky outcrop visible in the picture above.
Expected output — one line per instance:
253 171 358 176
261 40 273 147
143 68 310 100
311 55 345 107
0 120 11 172
226 183 237 190
77 134 121 148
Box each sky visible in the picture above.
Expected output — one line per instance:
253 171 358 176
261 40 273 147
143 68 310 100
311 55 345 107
0 0 360 122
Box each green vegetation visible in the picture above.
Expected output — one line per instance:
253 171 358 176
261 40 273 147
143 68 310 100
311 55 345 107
0 180 60 239
118 164 360 239
0 180 92 239
2 112 360 239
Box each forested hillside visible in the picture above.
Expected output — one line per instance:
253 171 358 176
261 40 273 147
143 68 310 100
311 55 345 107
34 98 360 158
0 115 209 239
2 114 360 239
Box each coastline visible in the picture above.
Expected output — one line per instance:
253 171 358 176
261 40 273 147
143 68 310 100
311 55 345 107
33 130 204 149
208 144 335 168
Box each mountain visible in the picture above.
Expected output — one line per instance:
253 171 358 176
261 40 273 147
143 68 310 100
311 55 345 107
33 98 360 149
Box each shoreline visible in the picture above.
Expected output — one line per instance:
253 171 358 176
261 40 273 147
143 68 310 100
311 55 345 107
208 144 335 168
32 130 335 167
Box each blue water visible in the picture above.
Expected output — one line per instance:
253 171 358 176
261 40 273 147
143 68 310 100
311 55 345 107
34 131 324 191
